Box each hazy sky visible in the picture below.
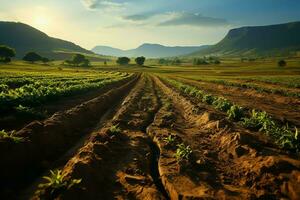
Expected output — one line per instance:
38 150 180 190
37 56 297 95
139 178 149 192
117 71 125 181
1 0 300 50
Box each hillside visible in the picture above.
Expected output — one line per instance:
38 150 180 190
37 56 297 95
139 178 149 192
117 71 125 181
0 21 93 59
190 21 300 57
92 43 209 58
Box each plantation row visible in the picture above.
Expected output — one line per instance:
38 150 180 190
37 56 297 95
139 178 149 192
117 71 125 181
0 71 132 112
241 76 300 88
184 77 300 98
162 77 299 152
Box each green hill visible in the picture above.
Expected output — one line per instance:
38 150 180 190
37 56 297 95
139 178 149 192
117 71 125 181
190 21 300 57
0 21 93 59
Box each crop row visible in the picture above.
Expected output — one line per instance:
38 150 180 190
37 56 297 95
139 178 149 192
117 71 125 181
184 77 300 98
0 72 132 112
162 77 299 152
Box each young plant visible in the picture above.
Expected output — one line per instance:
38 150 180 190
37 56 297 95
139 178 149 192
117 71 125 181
0 129 25 143
213 97 232 112
174 143 193 161
202 94 215 105
163 135 176 145
109 124 122 135
38 170 81 196
227 105 244 120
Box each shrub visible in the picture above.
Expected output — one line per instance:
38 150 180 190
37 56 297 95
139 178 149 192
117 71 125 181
135 56 146 66
116 57 130 65
0 45 16 63
23 52 42 63
278 60 287 67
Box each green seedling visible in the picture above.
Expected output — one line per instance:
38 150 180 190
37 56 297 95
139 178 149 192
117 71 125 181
163 135 176 145
109 124 122 135
174 143 193 161
0 129 25 143
38 170 81 196
227 105 244 120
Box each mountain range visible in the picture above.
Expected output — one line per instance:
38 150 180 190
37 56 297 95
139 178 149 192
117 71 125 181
92 44 209 58
0 21 92 59
190 21 300 57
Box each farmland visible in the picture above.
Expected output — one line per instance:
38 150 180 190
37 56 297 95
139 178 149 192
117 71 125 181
0 59 300 200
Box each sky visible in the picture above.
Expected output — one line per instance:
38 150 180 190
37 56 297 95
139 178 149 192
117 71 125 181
1 0 300 50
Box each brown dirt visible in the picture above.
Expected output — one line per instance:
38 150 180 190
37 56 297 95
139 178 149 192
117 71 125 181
147 76 300 199
175 77 300 127
0 76 135 131
30 75 165 199
0 75 138 199
2 74 300 200
232 79 300 94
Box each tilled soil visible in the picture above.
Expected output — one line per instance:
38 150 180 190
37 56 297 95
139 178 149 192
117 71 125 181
174 77 300 127
1 74 300 200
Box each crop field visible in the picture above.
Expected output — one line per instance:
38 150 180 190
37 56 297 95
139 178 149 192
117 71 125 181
0 61 300 199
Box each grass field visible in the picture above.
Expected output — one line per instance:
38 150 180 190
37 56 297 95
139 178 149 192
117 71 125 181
0 59 300 199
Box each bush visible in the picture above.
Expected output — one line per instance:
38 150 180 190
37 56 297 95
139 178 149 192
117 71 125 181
64 54 90 67
116 57 130 65
0 45 16 63
135 56 146 66
278 60 287 67
23 52 42 63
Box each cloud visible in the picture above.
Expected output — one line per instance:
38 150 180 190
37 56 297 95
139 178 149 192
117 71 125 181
81 0 124 10
123 14 152 21
158 12 229 27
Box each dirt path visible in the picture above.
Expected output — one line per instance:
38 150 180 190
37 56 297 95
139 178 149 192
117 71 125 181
148 76 300 199
175 77 300 127
0 76 138 199
0 76 135 131
30 75 167 199
3 74 300 200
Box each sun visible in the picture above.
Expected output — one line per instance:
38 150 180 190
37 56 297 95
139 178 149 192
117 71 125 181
33 15 49 28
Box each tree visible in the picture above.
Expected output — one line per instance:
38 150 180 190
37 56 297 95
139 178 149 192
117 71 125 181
0 45 16 63
116 57 130 65
64 54 91 67
72 54 86 66
135 56 146 66
23 52 42 63
41 57 50 64
278 59 287 67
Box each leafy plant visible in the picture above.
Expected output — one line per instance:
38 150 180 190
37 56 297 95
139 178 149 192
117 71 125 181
163 135 176 145
213 97 232 112
202 94 215 104
15 104 45 119
227 105 244 120
109 124 122 135
0 129 25 143
174 143 193 161
38 170 81 196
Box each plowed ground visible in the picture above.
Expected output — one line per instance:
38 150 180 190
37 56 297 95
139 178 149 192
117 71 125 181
1 74 300 200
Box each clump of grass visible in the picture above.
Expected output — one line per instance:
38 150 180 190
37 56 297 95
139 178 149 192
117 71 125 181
227 105 244 120
15 104 45 119
0 129 25 143
174 143 193 162
109 124 122 135
163 135 176 145
213 97 232 112
37 170 81 197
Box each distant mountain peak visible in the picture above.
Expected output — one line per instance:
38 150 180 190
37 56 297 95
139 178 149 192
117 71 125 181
190 21 300 57
0 21 92 58
92 43 209 58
